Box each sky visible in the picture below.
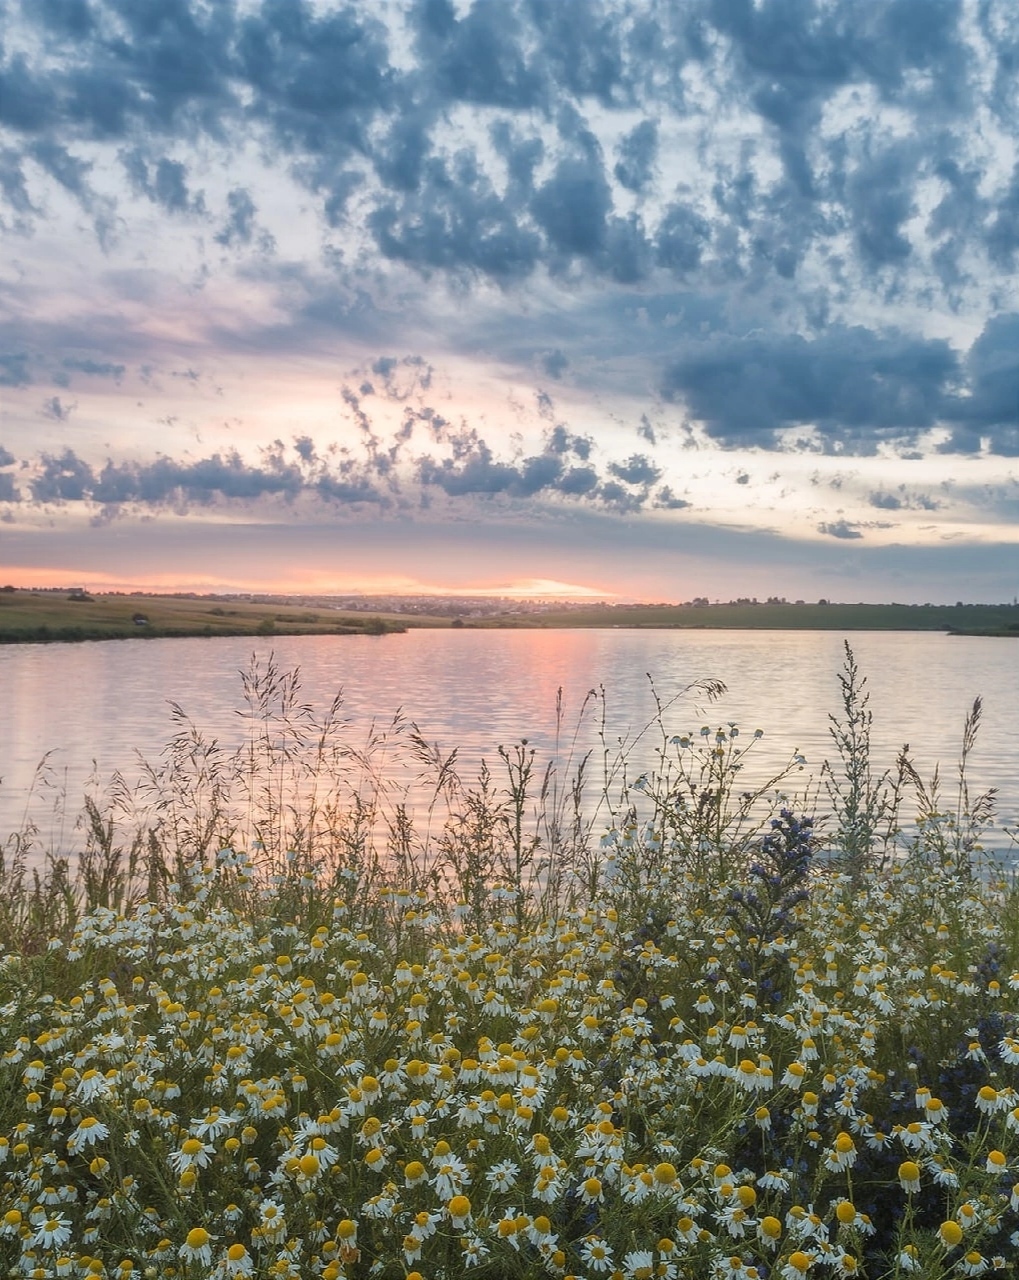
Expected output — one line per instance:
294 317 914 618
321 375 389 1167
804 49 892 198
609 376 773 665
1 0 1018 603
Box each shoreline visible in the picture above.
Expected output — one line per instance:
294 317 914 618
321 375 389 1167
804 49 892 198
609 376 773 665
2 589 1018 643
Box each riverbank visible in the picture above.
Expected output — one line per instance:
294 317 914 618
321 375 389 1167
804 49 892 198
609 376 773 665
2 588 1018 642
0 589 421 642
472 599 1019 634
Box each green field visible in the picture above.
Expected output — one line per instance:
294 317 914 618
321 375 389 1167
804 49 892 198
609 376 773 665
0 589 434 643
475 599 1019 634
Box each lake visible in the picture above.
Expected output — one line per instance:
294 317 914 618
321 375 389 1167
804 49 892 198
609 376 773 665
2 628 1017 860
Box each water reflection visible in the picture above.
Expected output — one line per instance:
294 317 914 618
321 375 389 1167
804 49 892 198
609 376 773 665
2 629 1016 858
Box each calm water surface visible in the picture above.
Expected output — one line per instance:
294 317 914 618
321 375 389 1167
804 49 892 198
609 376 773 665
2 629 1017 853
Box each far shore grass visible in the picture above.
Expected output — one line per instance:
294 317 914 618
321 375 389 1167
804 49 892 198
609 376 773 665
1 587 1018 643
0 589 426 643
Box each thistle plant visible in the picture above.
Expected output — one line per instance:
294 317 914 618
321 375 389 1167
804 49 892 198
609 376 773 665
725 808 815 1004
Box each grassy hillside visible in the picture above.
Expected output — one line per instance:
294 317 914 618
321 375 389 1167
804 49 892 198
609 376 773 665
0 589 430 642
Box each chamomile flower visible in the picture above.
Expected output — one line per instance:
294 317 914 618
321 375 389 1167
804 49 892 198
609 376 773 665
580 1236 615 1273
220 1241 254 1276
168 1137 215 1174
485 1159 519 1190
823 1133 857 1172
179 1226 213 1267
31 1214 72 1249
67 1116 109 1153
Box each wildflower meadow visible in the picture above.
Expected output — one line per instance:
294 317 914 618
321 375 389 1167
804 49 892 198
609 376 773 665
1 645 1018 1280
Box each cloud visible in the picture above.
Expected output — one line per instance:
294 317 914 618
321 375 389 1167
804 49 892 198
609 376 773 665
215 188 257 247
62 357 125 381
22 446 320 510
531 152 612 261
608 453 661 485
123 151 206 216
869 492 902 511
0 0 1009 311
986 162 1019 269
661 324 960 450
0 353 30 386
369 154 543 280
540 349 568 379
28 137 92 201
947 313 1019 455
31 448 95 501
868 488 941 512
614 119 658 193
414 0 545 111
1 0 1019 551
818 519 864 540
653 485 690 510
655 202 711 276
41 394 75 421
5 418 680 520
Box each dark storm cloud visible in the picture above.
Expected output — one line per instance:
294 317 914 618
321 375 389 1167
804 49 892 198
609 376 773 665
844 143 918 270
869 492 902 511
236 2 392 164
416 429 573 500
531 153 612 261
32 0 95 38
547 425 592 459
655 203 712 277
13 0 237 142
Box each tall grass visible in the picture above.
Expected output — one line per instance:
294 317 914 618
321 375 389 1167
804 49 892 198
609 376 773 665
0 646 1017 1279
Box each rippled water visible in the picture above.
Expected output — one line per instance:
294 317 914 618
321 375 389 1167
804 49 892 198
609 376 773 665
2 629 1017 854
